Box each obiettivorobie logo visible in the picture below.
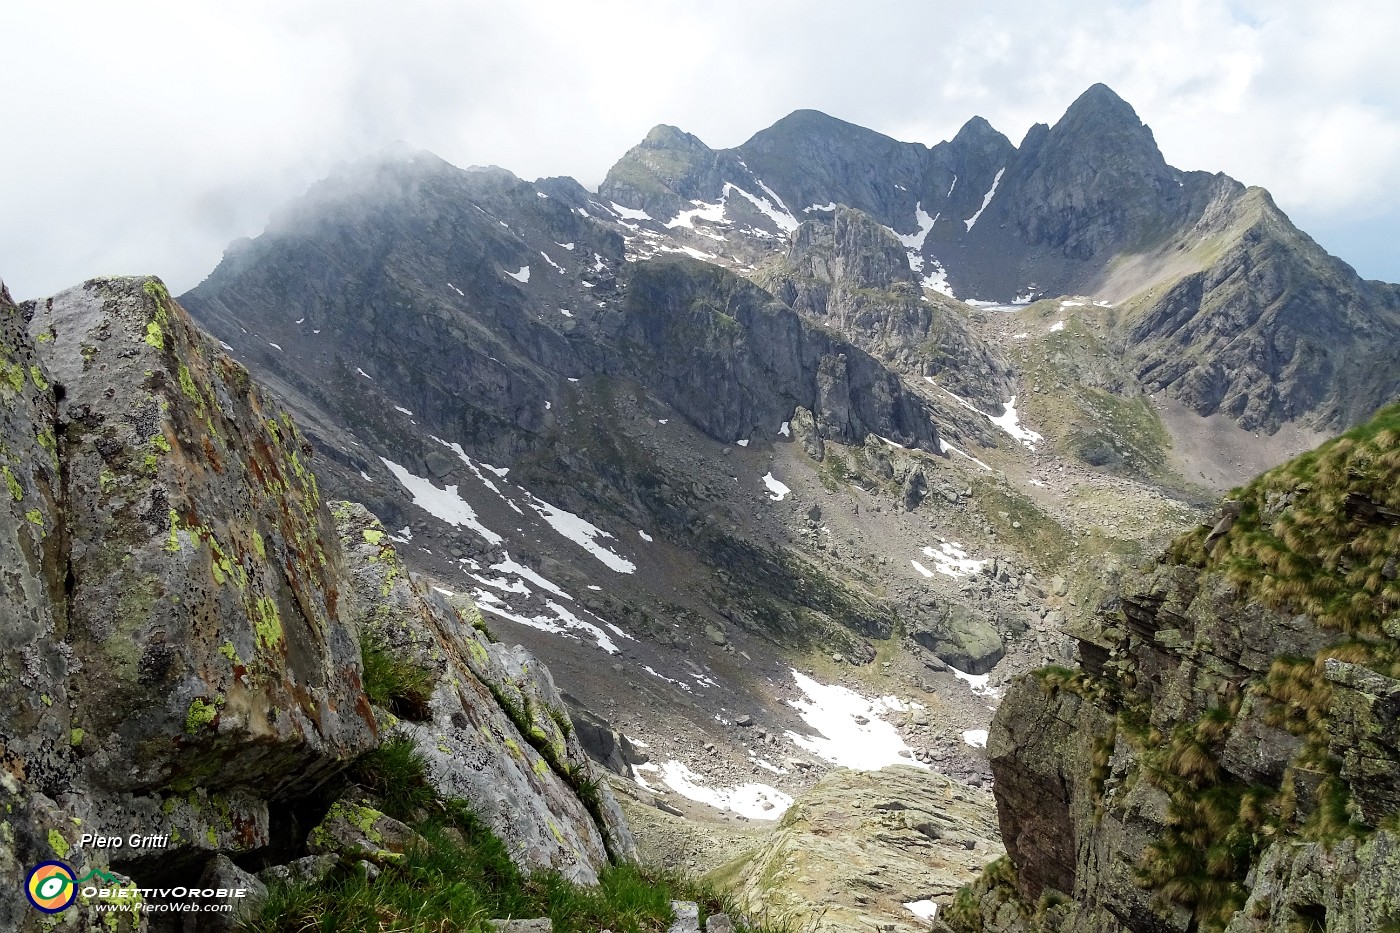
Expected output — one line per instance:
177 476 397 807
25 861 246 916
25 863 124 913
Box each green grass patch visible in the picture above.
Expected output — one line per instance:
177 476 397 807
347 736 435 823
241 798 786 933
1134 706 1273 930
360 638 435 721
1010 316 1175 481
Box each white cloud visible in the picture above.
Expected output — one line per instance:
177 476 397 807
3 0 1399 298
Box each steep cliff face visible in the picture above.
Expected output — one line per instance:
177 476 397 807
619 257 941 451
950 404 1400 933
331 501 636 881
757 207 1015 409
0 278 631 931
1119 190 1400 433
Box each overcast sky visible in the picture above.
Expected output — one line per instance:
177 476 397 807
4 1 1398 299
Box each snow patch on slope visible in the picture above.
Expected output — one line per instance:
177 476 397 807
927 381 1043 451
520 493 636 573
921 258 954 297
986 396 1043 451
964 168 1005 231
609 201 652 221
724 182 798 233
785 671 925 770
380 458 502 545
895 202 936 250
665 200 725 229
657 760 792 820
477 598 620 654
920 541 987 578
762 472 791 501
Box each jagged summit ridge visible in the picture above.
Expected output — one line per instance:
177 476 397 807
591 84 1400 435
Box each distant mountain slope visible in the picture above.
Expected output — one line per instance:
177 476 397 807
1118 187 1400 432
172 85 1400 864
180 145 1109 817
183 150 943 464
181 148 1045 681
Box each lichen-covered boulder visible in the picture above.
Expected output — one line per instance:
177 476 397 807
0 283 75 932
1224 829 1400 933
70 869 149 932
26 277 377 797
186 854 267 933
333 502 637 883
485 641 638 865
307 796 422 865
0 277 379 932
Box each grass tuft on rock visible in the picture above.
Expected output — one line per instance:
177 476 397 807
361 637 436 721
347 735 436 823
1169 401 1400 640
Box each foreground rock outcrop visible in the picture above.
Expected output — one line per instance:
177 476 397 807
721 766 1001 933
332 501 636 878
0 277 631 931
947 404 1400 933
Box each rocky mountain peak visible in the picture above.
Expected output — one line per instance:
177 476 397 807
1042 82 1168 175
586 88 1400 435
950 114 1003 148
260 146 473 239
1060 82 1141 126
640 122 710 152
740 108 875 149
1017 122 1051 151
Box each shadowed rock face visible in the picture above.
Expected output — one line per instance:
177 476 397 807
619 258 941 452
182 153 942 460
0 281 67 794
990 84 1185 264
758 207 1016 409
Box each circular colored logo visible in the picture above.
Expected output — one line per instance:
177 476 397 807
26 861 76 913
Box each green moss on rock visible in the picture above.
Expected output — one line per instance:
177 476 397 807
253 597 284 653
185 697 222 734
